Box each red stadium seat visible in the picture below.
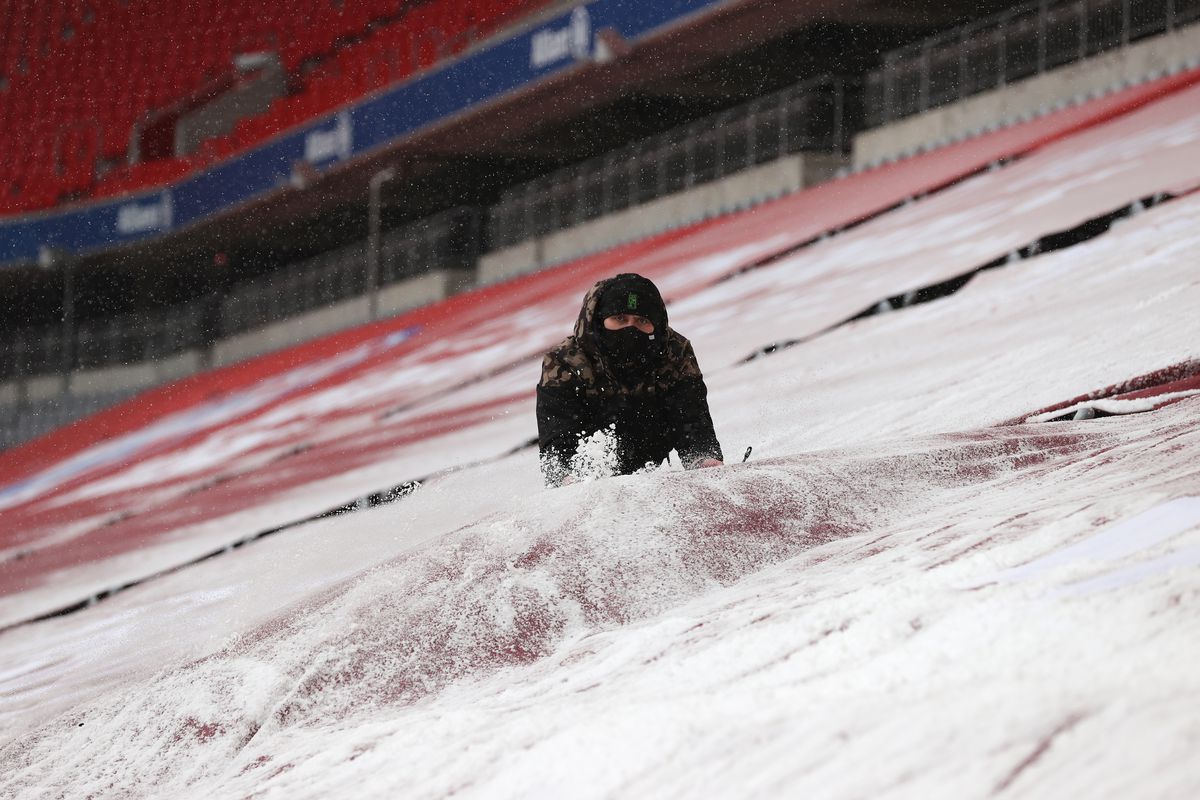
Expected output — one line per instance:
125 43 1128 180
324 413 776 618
0 0 559 214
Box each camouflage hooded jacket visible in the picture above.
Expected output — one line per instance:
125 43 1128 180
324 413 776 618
536 276 723 485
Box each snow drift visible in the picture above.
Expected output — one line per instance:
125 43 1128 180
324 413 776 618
3 405 1199 796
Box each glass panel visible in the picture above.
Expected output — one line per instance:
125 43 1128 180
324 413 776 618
661 141 688 194
39 334 62 374
719 120 750 175
1003 13 1041 83
783 101 808 154
893 61 924 119
605 158 632 212
75 324 97 369
690 130 719 185
380 241 399 284
863 72 886 128
752 110 782 161
389 242 407 280
329 264 349 305
1043 5 1084 69
1129 0 1169 39
961 27 1002 96
505 201 523 246
810 92 838 148
295 270 312 312
926 45 961 109
1086 0 1125 55
557 175 579 227
1178 0 1200 24
529 181 554 235
579 168 604 220
0 341 16 380
634 151 659 203
485 203 505 249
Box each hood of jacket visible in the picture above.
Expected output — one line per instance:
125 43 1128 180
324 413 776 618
574 273 668 358
538 274 688 394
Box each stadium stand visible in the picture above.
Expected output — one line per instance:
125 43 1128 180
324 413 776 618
0 0 558 214
485 74 856 253
2 66 1199 622
866 0 1200 129
3 6 1200 792
3 0 1200 454
857 0 1200 165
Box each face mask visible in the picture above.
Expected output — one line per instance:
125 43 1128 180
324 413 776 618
600 326 661 371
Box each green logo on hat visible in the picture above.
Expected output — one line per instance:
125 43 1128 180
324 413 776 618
627 293 638 310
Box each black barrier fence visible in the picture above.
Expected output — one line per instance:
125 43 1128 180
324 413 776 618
2 73 856 386
0 207 481 382
488 75 856 249
0 303 208 381
7 0 1196 386
866 0 1200 129
220 206 480 337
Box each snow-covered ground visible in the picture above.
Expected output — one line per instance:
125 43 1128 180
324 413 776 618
3 405 1199 798
1 80 1200 798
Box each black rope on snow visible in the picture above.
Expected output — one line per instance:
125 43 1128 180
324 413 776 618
0 477 423 635
739 191 1175 364
0 433 553 635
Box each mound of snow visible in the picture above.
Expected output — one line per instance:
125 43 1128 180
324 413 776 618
3 404 1199 797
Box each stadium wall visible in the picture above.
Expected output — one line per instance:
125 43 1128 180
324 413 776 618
69 352 203 396
854 21 1200 167
211 269 470 366
0 0 735 266
0 268 471 412
4 14 1198 449
478 151 847 283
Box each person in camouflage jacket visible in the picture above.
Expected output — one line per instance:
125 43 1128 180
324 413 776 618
537 273 723 486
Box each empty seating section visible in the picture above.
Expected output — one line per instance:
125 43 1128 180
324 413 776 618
233 0 555 148
0 0 556 216
865 0 1200 128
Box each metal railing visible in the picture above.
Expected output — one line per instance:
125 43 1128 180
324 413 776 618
488 75 857 249
1 68 854 390
219 243 371 338
220 206 480 336
866 0 1200 128
0 302 209 381
0 206 481 382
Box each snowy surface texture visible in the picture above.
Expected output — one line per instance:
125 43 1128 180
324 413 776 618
6 80 1200 629
2 82 1200 798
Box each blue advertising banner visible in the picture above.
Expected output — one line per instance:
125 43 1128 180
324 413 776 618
0 0 728 266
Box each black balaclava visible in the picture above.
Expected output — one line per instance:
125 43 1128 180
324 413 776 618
593 273 668 379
